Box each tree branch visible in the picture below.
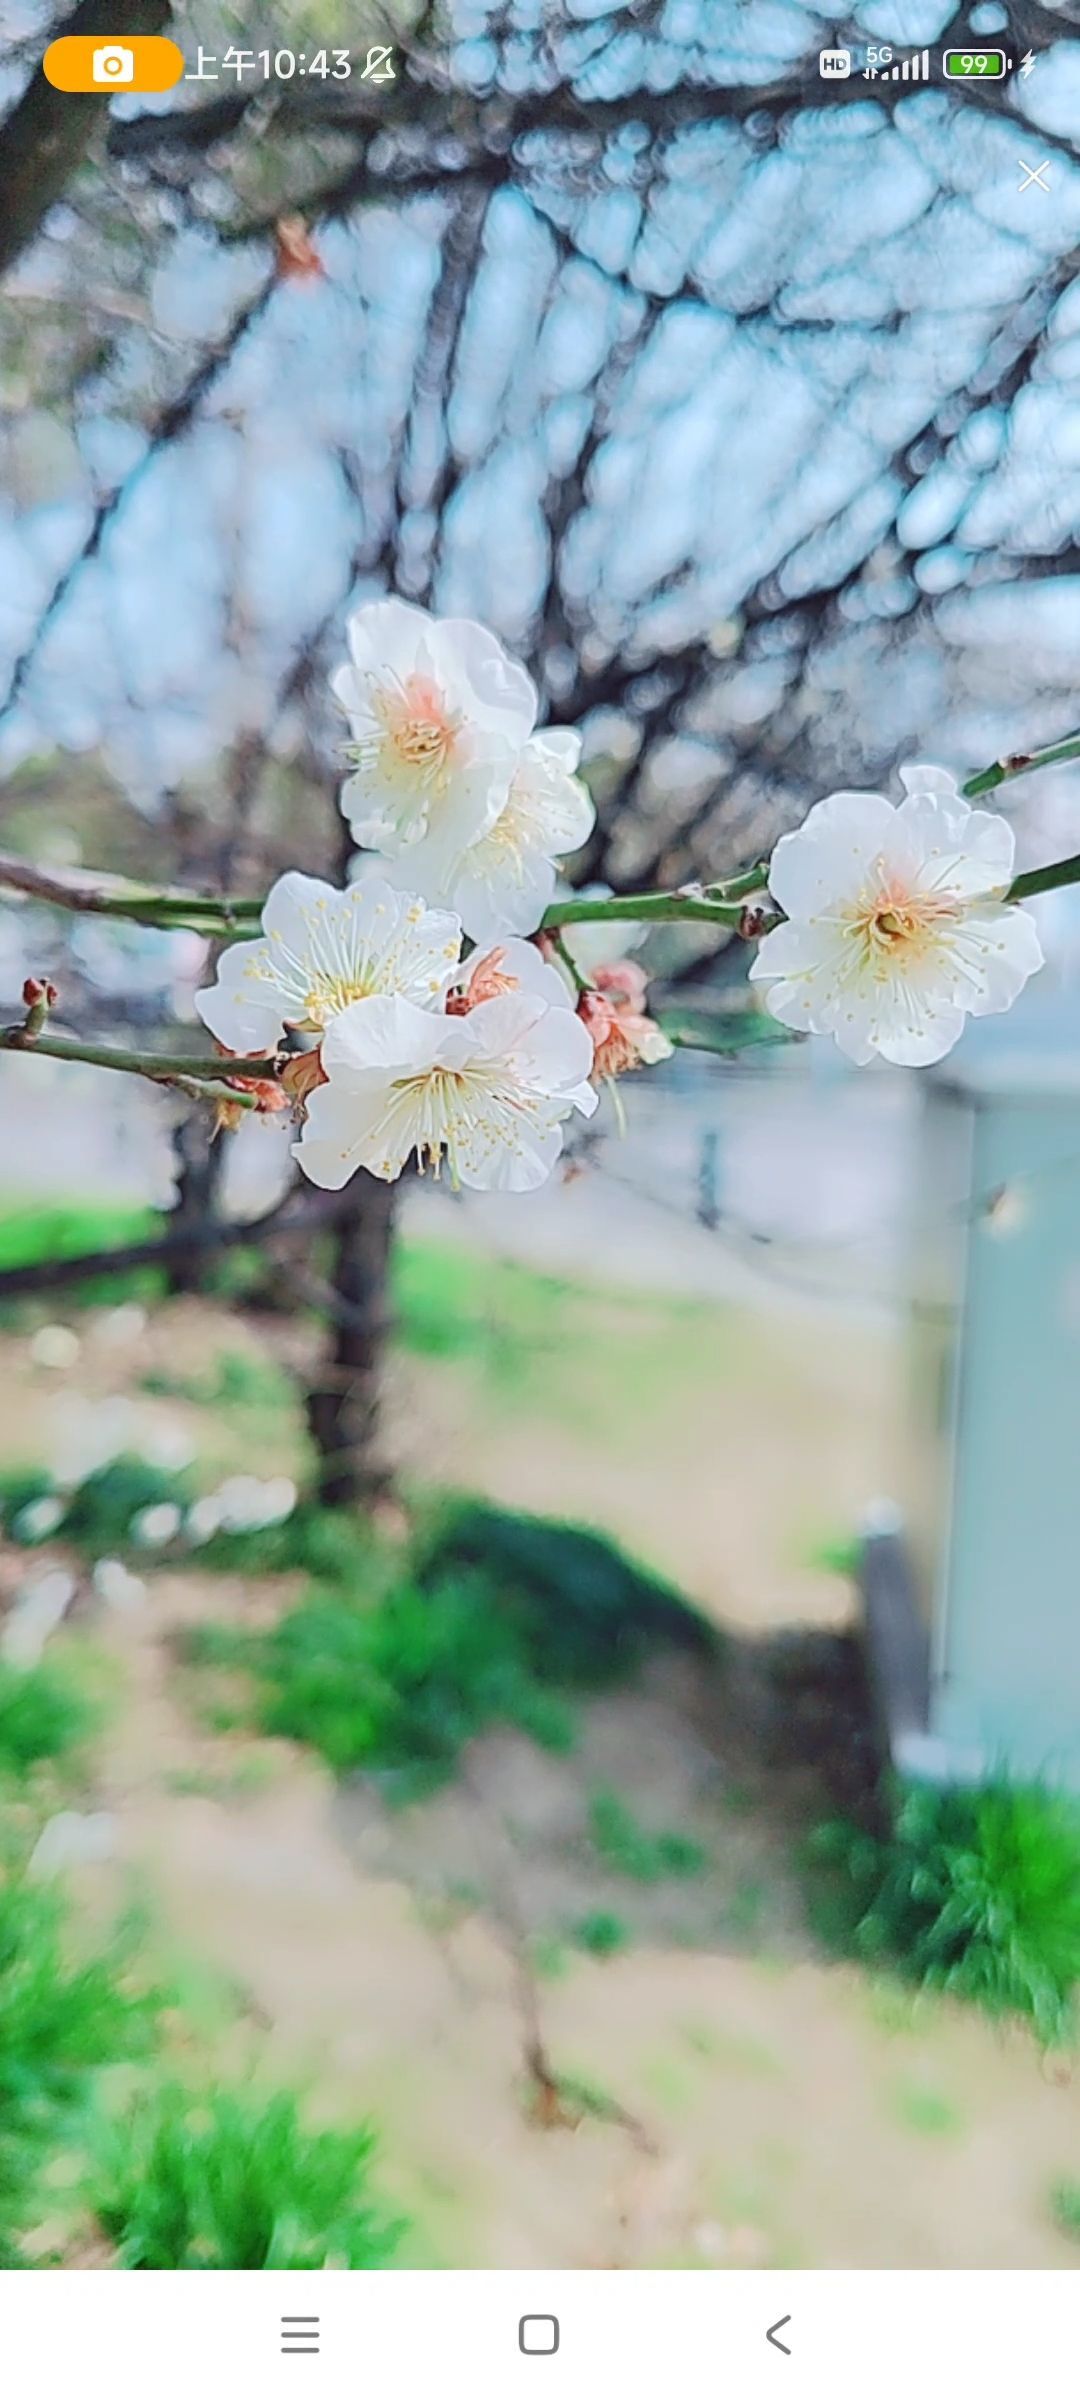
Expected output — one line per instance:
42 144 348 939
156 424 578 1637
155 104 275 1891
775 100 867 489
0 0 172 281
0 273 276 721
962 732 1080 800
0 727 1077 1016
0 1025 278 1088
0 1182 361 1300
0 846 262 932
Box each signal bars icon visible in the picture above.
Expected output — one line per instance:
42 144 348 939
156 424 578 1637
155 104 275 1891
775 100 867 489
864 48 930 79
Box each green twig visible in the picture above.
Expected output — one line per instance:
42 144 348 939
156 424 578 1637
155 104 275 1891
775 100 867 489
0 1025 278 1094
0 848 262 936
1 727 1079 977
962 730 1080 801
1007 852 1080 904
547 928 591 995
541 888 747 931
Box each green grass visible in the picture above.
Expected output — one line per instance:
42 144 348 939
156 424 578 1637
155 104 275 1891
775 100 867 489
0 1874 404 2270
587 1788 708 1883
725 1876 767 1940
892 2082 962 2137
529 1934 570 1981
0 1872 155 2261
391 1238 744 1441
0 1464 64 1534
141 1349 293 1416
1050 2180 1080 2242
0 1456 195 1559
189 1502 378 1585
0 1202 163 1310
809 1780 1080 2044
570 1910 631 1958
801 1527 862 1579
393 1240 560 1373
86 2082 403 2269
415 1500 713 1682
186 1503 709 1794
189 1568 575 1792
62 1456 195 1555
0 1658 98 1779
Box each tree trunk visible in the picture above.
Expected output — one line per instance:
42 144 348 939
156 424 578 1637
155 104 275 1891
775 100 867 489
305 1172 398 1508
165 1108 228 1296
0 0 172 280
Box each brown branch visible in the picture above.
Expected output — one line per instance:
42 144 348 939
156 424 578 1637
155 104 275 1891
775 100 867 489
0 273 276 721
0 1183 360 1301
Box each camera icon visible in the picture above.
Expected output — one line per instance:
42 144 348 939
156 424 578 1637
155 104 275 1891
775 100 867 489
92 43 134 83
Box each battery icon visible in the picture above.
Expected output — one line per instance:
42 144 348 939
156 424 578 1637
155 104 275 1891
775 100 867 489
943 48 1011 77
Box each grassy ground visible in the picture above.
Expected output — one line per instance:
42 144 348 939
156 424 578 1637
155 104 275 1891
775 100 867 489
0 1241 1077 2267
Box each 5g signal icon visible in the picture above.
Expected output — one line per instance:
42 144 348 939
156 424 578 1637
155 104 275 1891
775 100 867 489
877 47 930 79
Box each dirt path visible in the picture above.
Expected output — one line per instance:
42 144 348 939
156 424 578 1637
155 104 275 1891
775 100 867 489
64 1563 1080 2271
1 1292 1077 2268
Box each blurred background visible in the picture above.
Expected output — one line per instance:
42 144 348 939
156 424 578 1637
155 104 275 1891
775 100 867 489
0 0 1079 2273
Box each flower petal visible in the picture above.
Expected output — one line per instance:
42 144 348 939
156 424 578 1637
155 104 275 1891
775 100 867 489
195 941 285 1054
321 993 450 1083
959 902 1045 1016
293 1085 381 1189
459 1116 566 1194
765 791 900 919
260 869 341 946
430 614 537 737
536 726 583 772
451 842 558 945
897 791 1015 900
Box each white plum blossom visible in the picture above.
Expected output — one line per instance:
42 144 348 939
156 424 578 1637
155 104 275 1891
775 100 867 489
195 870 462 1055
749 766 1044 1067
390 728 596 945
295 971 597 1194
333 599 536 862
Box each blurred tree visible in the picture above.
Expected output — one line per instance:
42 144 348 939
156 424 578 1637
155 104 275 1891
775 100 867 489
1 0 1079 1499
0 0 172 276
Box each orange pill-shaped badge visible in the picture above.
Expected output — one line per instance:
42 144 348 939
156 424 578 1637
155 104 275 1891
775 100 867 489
43 34 185 93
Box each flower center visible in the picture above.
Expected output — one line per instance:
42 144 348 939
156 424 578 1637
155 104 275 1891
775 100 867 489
846 871 962 978
367 1058 550 1190
390 1064 485 1178
373 673 461 789
874 902 923 944
302 973 373 1029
